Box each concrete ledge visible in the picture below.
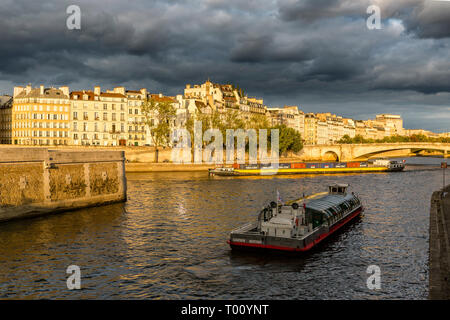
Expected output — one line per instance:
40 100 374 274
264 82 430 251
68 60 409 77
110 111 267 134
0 193 125 223
429 184 450 299
0 147 127 223
126 162 214 172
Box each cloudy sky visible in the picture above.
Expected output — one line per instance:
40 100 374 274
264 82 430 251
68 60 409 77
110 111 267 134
0 0 449 131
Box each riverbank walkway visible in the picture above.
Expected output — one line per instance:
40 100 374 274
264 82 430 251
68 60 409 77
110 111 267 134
429 183 450 299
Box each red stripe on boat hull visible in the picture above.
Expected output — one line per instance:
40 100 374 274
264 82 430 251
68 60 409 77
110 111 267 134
228 206 363 252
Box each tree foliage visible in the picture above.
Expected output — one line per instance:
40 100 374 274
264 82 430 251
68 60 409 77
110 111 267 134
271 124 303 155
184 110 303 155
141 98 176 161
337 134 450 144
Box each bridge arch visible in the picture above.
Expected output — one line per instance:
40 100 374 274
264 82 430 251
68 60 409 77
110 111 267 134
322 150 340 162
353 144 449 160
301 143 449 162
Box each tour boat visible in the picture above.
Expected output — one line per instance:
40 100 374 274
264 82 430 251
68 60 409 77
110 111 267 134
227 183 363 252
209 159 405 176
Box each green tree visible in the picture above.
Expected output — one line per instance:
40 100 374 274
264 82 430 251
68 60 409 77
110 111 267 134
271 125 303 156
337 134 353 144
141 98 176 163
248 113 270 131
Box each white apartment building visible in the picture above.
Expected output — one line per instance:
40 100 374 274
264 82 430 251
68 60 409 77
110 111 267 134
267 106 305 134
126 89 147 146
70 86 127 146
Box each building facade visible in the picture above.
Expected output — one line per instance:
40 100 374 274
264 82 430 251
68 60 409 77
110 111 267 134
0 82 416 147
70 86 128 146
267 106 304 135
0 95 12 144
126 89 147 146
12 85 70 145
304 113 317 145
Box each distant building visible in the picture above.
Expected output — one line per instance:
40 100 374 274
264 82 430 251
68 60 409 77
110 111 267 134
404 128 438 138
316 113 346 143
0 81 431 147
70 86 128 146
183 80 266 122
126 89 147 146
0 95 13 144
304 113 317 145
342 118 356 139
12 85 70 145
267 106 305 137
375 114 404 136
316 119 328 145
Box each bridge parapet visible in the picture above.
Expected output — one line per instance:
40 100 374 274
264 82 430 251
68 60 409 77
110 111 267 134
300 143 450 161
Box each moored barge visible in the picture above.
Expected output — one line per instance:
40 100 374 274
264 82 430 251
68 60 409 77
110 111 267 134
227 184 363 252
209 159 404 176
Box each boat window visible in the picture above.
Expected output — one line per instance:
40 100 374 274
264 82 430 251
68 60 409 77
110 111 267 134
312 211 323 228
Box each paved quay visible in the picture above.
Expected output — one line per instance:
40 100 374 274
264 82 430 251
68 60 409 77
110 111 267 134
429 182 450 299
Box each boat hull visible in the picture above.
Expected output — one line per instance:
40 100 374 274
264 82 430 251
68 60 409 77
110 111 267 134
228 206 363 253
211 166 403 176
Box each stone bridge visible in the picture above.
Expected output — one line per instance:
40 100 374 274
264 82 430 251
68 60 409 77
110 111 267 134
299 143 450 162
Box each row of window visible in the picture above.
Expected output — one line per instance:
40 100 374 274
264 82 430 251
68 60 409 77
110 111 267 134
128 100 143 107
14 99 69 104
129 108 141 115
73 134 128 141
74 134 106 140
73 122 125 133
15 105 69 112
14 122 69 129
73 112 126 121
13 130 69 138
72 103 126 111
14 139 68 146
15 113 69 120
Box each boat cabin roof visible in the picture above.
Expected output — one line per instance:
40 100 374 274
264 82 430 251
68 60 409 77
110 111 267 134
305 193 357 218
328 183 348 194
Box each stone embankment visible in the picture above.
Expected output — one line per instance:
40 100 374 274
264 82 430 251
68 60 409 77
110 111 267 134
0 147 126 223
429 183 450 299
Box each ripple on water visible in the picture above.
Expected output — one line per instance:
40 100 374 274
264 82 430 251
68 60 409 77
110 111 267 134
0 162 443 299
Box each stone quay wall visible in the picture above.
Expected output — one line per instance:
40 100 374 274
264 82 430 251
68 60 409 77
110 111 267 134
429 183 450 299
0 147 127 223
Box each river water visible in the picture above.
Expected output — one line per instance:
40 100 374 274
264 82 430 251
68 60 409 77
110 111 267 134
0 157 446 299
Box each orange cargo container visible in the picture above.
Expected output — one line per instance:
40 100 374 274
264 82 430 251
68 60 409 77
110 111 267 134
291 163 307 169
347 162 360 168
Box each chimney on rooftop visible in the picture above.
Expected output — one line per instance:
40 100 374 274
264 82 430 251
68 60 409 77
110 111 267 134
59 86 69 96
26 84 32 94
114 86 125 95
13 86 24 98
40 85 44 95
94 86 101 96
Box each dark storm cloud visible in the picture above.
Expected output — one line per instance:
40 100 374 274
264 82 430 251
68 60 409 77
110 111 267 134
0 0 449 131
277 0 368 22
278 0 450 39
401 1 450 38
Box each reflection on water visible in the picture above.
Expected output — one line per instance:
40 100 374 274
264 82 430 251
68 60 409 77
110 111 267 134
0 157 445 299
